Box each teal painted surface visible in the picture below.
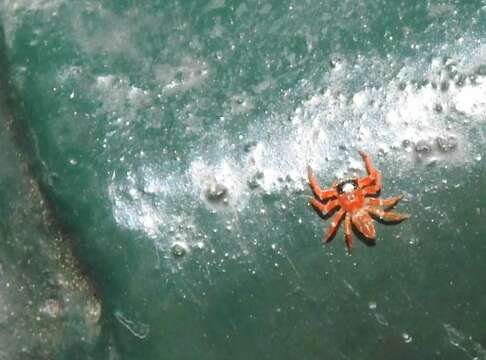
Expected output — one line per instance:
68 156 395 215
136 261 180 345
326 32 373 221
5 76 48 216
1 0 486 358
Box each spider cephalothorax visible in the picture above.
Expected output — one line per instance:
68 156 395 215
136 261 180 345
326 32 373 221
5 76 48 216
308 151 409 253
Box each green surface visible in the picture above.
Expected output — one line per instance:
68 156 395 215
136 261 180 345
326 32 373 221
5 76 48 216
1 0 486 358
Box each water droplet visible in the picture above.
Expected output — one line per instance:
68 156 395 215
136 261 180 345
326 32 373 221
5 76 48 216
172 242 188 257
205 179 228 202
409 236 419 245
402 332 412 343
434 103 443 113
368 301 377 310
475 154 482 161
374 312 389 326
436 136 458 153
414 140 432 154
329 58 343 70
402 139 413 152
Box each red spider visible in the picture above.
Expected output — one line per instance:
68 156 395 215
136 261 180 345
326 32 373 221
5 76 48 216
308 151 409 253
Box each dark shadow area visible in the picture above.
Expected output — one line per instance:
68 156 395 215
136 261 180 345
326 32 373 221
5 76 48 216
0 22 111 358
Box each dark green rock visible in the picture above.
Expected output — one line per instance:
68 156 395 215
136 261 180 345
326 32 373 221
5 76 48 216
1 0 486 358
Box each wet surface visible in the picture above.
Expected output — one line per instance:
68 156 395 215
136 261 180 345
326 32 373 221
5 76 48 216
0 0 486 358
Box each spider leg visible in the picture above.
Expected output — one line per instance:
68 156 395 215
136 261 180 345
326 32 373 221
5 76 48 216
357 151 382 195
351 209 376 240
308 166 338 200
323 208 345 244
365 195 403 209
344 213 353 254
309 198 339 215
366 206 410 222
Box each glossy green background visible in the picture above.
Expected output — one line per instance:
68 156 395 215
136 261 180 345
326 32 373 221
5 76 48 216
1 0 486 358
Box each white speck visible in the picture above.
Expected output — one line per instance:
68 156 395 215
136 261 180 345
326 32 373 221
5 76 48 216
402 332 412 343
342 183 355 193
